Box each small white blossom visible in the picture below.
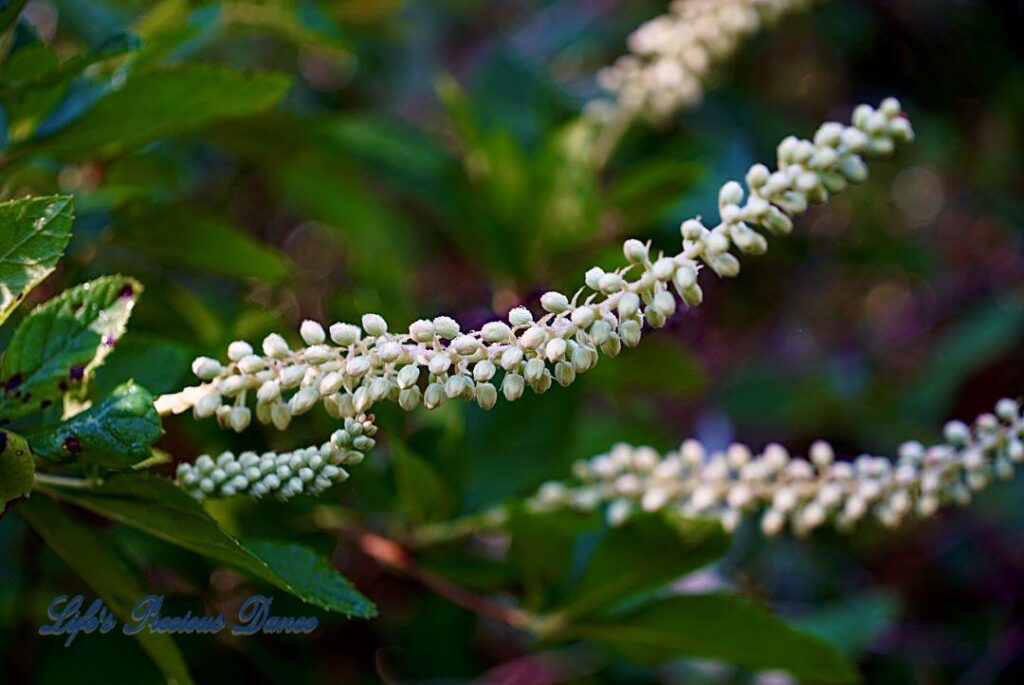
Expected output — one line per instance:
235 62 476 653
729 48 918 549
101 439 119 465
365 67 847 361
529 397 1022 536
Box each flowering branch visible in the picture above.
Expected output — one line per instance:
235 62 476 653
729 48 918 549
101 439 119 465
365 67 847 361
159 98 913 501
530 398 1024 536
587 0 821 165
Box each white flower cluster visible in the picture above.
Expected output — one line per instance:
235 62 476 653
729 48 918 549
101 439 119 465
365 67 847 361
175 414 377 500
588 0 817 124
159 99 910 499
531 399 1024 536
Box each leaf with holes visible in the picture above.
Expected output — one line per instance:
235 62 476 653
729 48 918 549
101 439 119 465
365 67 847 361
26 382 163 468
0 430 34 514
0 275 141 423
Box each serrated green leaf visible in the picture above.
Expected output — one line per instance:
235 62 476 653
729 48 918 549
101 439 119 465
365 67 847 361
0 430 34 513
0 275 141 423
19 496 194 685
245 541 376 617
111 202 292 281
0 194 73 324
568 593 859 683
11 65 290 160
43 474 376 618
557 513 730 619
26 381 163 468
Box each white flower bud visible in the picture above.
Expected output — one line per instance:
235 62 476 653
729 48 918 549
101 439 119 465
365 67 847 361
481 321 512 342
570 306 596 329
361 314 388 337
397 364 421 389
584 267 605 290
473 360 496 382
502 373 525 401
453 335 479 355
619 320 642 347
228 341 253 362
194 391 221 419
508 307 533 327
500 345 524 370
289 387 319 415
257 380 281 404
433 316 460 339
192 357 222 380
540 291 570 314
424 382 445 409
398 386 421 410
520 325 547 350
545 337 567 363
345 356 371 377
229 407 251 433
476 382 497 410
623 239 648 264
409 319 436 342
428 353 452 376
300 320 326 345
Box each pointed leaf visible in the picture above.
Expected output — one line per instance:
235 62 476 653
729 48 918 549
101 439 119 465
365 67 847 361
20 496 194 685
111 202 292 281
43 474 376 618
558 513 729 619
0 194 73 324
12 65 290 160
0 275 141 423
569 593 859 683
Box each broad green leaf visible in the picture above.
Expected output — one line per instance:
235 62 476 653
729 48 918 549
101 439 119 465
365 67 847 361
391 440 448 524
245 541 375 616
112 202 292 281
558 513 729 619
0 430 34 513
19 496 194 685
508 506 600 610
0 43 66 143
568 593 859 683
44 474 376 618
0 194 73 324
0 275 141 423
26 381 163 468
0 32 139 91
12 65 290 160
792 591 899 657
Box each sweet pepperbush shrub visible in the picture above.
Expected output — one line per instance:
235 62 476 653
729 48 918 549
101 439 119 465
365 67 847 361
0 1 1021 684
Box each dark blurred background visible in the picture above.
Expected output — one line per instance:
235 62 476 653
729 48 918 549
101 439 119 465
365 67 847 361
1 0 1023 682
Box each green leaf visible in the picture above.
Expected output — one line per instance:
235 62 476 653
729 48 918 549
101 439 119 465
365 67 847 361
0 430 34 513
111 202 292 281
0 32 139 92
93 333 190 397
245 541 376 617
558 513 730 619
568 593 859 683
26 381 163 468
0 0 27 34
391 440 448 524
508 506 600 610
791 591 899 657
0 194 73 324
19 496 194 685
12 65 290 160
0 275 141 423
43 474 376 618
